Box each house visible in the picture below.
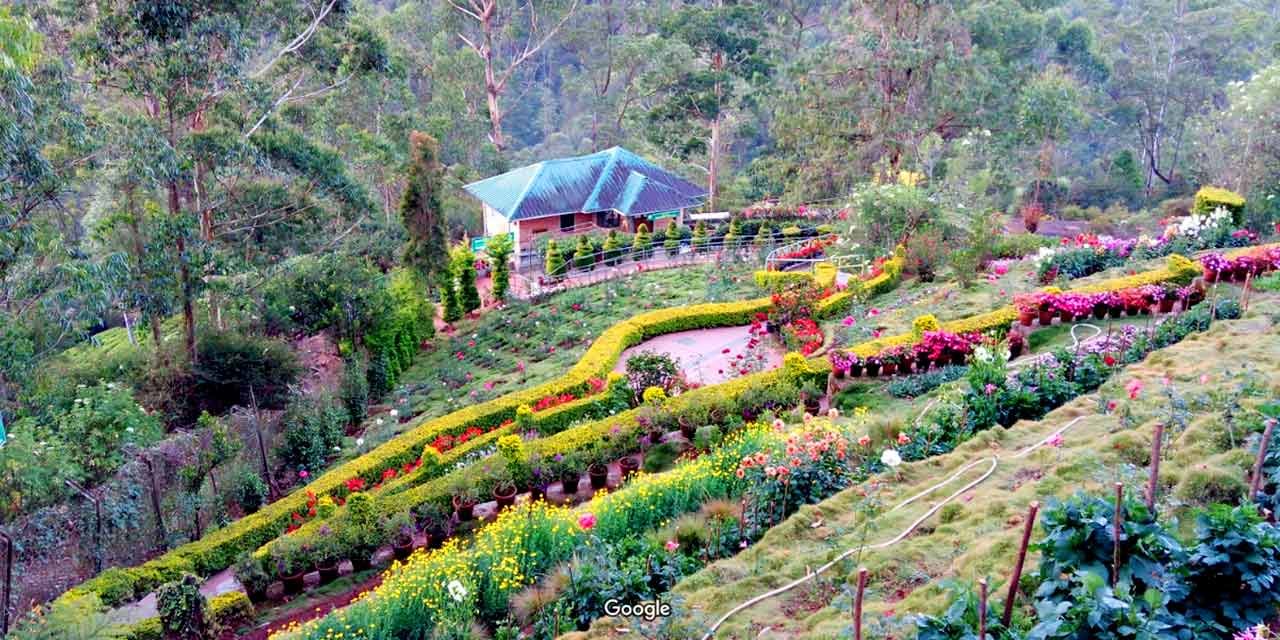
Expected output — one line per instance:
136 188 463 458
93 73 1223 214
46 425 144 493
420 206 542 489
463 146 707 253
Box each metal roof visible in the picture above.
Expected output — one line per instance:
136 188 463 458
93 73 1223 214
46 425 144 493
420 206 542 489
463 147 707 221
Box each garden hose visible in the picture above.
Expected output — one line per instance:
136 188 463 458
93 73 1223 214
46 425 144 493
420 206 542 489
699 416 1088 639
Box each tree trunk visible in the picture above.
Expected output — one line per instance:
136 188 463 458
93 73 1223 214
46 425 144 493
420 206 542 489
169 182 198 364
708 115 721 211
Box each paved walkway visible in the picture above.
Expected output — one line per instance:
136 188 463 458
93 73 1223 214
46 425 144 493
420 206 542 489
614 324 786 386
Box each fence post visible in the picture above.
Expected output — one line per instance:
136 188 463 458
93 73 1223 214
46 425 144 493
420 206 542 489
0 529 12 636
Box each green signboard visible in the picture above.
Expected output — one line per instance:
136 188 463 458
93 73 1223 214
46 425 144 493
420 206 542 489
648 210 680 220
471 232 513 253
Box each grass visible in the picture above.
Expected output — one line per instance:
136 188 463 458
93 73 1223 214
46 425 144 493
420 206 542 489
572 292 1280 640
352 261 761 452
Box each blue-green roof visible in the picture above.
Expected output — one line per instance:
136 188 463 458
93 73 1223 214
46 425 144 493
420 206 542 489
463 147 707 221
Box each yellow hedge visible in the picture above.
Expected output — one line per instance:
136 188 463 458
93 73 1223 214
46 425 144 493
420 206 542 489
1192 186 1246 222
57 293 774 608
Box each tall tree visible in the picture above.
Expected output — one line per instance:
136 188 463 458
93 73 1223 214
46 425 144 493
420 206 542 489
646 2 772 209
448 0 580 153
400 132 450 286
1016 65 1084 205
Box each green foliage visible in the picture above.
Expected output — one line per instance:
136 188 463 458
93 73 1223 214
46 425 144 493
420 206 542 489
340 354 370 426
232 469 269 515
886 365 968 399
625 351 682 403
574 234 595 271
155 574 209 640
452 244 481 313
545 239 567 279
692 220 709 252
663 221 682 256
53 382 163 483
0 418 82 522
602 229 624 265
854 183 939 248
439 264 462 323
753 222 771 249
260 253 391 341
631 224 652 259
400 132 450 283
8 591 126 640
186 330 300 417
338 492 385 563
486 233 514 301
274 395 346 475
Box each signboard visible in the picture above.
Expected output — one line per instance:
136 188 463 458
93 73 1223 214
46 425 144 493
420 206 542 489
689 211 730 221
647 210 680 220
471 232 513 254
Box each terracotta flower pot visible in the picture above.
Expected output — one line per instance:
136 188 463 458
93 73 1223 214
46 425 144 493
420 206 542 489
1019 312 1035 326
351 555 372 572
881 362 897 376
1158 299 1174 313
560 472 581 496
393 538 414 561
849 363 863 377
619 455 640 478
865 362 881 377
588 463 610 489
1092 305 1107 320
282 571 306 595
1108 306 1122 319
1038 309 1055 326
530 485 546 502
1125 305 1140 316
1205 270 1220 283
493 485 517 510
950 352 967 366
317 563 340 584
679 420 697 440
899 359 913 375
453 495 477 521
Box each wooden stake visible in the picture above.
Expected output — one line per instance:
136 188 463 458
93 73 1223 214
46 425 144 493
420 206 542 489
978 577 989 639
1242 270 1253 313
1249 418 1277 501
1112 482 1123 587
854 567 868 640
1002 501 1039 627
1147 423 1164 513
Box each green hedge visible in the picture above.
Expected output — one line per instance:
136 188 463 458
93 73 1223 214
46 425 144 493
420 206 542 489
122 590 253 640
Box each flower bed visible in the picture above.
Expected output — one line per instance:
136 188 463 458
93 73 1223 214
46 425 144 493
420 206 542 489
1200 245 1280 282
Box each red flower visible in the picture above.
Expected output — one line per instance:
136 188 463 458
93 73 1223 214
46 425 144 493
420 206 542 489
345 477 367 493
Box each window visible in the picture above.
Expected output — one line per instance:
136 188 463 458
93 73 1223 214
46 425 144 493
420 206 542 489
560 213 576 231
595 211 621 228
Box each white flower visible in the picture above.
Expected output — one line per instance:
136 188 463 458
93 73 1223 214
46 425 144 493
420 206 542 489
973 345 994 364
446 580 468 602
375 418 385 426
356 437 365 447
880 449 902 468
389 409 399 418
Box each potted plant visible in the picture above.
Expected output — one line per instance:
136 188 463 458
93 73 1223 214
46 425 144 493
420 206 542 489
272 536 307 596
828 350 854 379
849 354 864 377
451 485 480 522
1006 330 1025 359
233 552 273 603
387 511 416 561
340 493 383 571
557 452 584 497
1013 294 1038 326
1156 284 1179 313
678 414 698 440
1201 253 1229 283
878 347 901 376
413 502 450 550
492 475 518 511
619 453 641 478
799 380 824 412
1037 294 1056 326
313 526 342 583
1183 285 1205 309
586 446 611 490
863 355 882 377
528 465 550 502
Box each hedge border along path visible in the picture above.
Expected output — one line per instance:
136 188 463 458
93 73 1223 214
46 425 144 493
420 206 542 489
62 257 872 613
271 245 1269 640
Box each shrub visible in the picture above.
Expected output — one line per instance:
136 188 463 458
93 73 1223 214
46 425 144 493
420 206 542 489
365 269 434 396
692 221 709 252
631 224 652 259
663 221 681 256
602 229 624 265
905 228 944 282
259 254 389 339
545 239 566 279
452 244 481 313
1107 431 1151 467
1184 504 1280 632
991 233 1054 258
574 234 595 271
275 395 346 475
232 469 270 514
156 574 209 639
53 382 164 483
486 233 514 301
886 366 967 399
1193 186 1246 223
439 264 462 322
641 442 682 473
188 330 300 417
625 351 682 402
340 354 369 426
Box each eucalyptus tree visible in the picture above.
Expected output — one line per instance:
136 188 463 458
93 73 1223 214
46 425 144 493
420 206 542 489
68 0 388 363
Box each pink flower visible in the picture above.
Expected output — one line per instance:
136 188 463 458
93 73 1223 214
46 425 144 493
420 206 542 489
867 308 881 317
857 435 871 447
298 469 309 480
772 418 786 432
994 263 1009 276
984 383 997 396
484 381 495 391
1106 400 1118 413
897 432 912 446
665 540 679 552
1047 434 1064 448
842 315 855 327
1199 374 1210 385
516 361 526 373
578 513 597 531
1126 379 1144 400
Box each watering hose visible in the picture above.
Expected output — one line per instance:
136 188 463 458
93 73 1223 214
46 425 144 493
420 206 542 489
699 416 1087 639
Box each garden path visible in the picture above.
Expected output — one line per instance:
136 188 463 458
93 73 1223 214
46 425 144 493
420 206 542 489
614 324 787 386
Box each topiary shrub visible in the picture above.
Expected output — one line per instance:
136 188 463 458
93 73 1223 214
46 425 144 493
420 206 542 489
274 394 346 475
574 234 595 271
452 245 481 313
911 314 941 339
631 224 652 260
339 354 370 426
544 239 566 279
602 229 624 265
1193 186 1246 224
663 220 681 256
232 469 269 514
